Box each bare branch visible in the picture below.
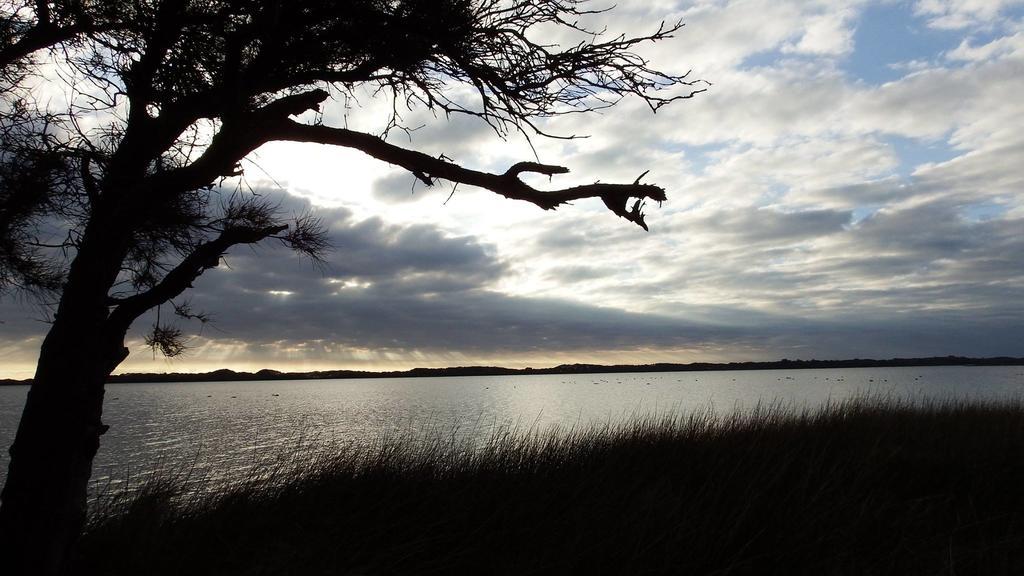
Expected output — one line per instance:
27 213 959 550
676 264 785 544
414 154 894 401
148 89 331 195
0 1 119 72
171 299 211 325
276 120 666 230
504 162 570 178
107 223 287 330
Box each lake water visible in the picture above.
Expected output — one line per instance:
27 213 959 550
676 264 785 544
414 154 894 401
1 366 1022 492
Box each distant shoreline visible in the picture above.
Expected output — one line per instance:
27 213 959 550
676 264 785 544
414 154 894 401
2 355 1022 386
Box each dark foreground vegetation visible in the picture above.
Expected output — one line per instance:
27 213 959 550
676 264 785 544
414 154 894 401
77 399 1024 575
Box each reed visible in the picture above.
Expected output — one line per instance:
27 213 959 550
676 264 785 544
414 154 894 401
76 397 1024 575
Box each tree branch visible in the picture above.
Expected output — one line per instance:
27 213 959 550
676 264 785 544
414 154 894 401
275 121 666 230
0 1 108 72
0 23 88 69
504 162 570 178
148 89 331 195
79 156 98 204
106 224 287 330
154 96 666 230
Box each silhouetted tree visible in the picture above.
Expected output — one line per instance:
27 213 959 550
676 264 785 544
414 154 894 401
0 1 704 572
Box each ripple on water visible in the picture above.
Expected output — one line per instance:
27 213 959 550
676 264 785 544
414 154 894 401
0 366 1021 491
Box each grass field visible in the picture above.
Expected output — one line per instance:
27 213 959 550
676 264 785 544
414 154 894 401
75 398 1024 575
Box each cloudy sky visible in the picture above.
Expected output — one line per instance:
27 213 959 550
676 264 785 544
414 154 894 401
2 0 1023 378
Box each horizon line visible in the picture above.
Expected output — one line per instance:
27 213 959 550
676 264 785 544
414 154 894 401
3 355 1023 385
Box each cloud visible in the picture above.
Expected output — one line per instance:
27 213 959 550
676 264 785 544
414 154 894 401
946 30 1024 61
128 2 1024 368
783 9 858 56
674 207 853 244
4 1 1024 378
915 0 1024 30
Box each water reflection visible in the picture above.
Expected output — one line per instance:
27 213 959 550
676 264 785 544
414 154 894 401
0 366 1022 490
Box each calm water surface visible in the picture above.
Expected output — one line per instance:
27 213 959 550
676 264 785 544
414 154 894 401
1 366 1022 490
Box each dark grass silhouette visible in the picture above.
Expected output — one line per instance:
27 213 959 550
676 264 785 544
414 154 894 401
76 398 1024 575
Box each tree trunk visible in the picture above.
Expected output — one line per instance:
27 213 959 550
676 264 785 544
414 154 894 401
0 223 131 575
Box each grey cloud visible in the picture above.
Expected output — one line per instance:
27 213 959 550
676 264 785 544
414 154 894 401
534 228 591 252
853 206 978 254
806 178 913 208
117 193 1024 363
371 170 453 204
215 215 507 297
190 287 728 354
653 200 1024 326
0 298 52 340
679 208 852 244
544 265 613 284
844 201 1024 272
